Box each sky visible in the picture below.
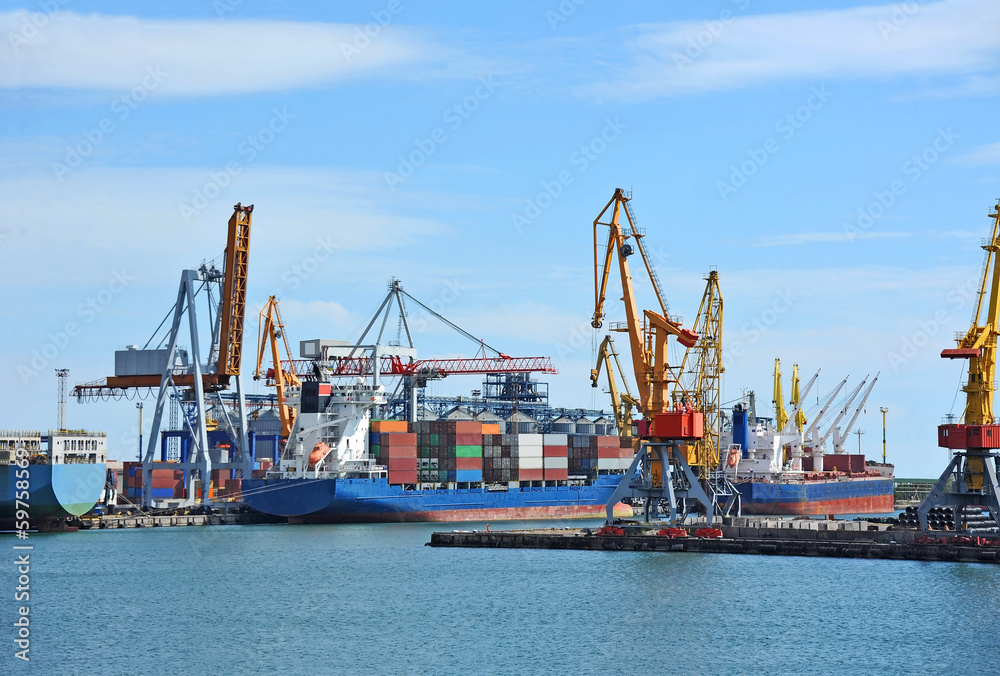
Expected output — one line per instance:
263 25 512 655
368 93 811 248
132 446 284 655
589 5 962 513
1 0 998 477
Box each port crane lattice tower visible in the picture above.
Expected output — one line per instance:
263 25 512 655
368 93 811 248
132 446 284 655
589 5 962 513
924 201 1000 532
589 188 721 524
73 204 254 507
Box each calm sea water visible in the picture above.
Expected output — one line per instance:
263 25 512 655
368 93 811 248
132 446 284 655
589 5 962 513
4 520 1000 675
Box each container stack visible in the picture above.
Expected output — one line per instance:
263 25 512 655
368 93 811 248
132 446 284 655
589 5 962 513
482 432 517 483
150 468 184 500
370 420 418 484
542 433 568 481
514 433 544 481
568 436 598 479
123 461 143 503
597 436 635 472
454 420 484 483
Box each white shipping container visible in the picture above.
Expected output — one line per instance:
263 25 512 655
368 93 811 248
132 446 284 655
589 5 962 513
597 458 620 471
519 457 544 470
543 456 568 469
542 433 568 446
515 446 543 457
514 433 544 446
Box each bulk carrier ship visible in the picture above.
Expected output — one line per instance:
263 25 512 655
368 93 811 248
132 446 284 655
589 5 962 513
242 380 633 523
722 364 894 516
1 429 109 528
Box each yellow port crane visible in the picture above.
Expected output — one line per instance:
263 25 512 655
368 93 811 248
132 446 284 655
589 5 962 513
254 296 302 439
591 335 640 438
923 200 1000 531
672 269 724 476
593 188 736 524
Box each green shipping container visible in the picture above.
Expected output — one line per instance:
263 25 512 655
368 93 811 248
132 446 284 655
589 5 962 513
370 444 381 457
430 433 439 445
455 445 483 458
420 446 430 458
438 470 449 481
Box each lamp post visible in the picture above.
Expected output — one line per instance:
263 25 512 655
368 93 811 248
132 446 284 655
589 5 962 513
136 402 144 463
879 406 888 464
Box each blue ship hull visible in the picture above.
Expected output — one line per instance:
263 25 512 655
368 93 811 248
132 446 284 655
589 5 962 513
1 463 107 526
242 474 624 523
737 477 895 515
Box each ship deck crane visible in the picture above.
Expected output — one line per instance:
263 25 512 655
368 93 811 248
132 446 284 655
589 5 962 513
590 189 723 524
254 296 302 439
922 200 1000 532
591 335 640 438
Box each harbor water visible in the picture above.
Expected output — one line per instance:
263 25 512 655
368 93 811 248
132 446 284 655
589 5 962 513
5 520 1000 675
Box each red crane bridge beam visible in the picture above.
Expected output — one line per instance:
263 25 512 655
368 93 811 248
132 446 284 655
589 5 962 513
273 356 557 379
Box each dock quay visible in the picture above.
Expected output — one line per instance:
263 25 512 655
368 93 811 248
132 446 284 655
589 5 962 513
75 511 285 530
428 517 1000 564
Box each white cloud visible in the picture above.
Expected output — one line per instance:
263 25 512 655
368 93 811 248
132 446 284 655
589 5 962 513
755 231 911 246
0 11 456 95
953 142 1000 165
585 0 1000 100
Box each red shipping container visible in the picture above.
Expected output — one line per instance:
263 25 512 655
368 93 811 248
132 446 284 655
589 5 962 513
456 433 483 446
619 447 635 459
518 469 544 481
452 421 482 435
544 469 569 481
387 458 418 472
456 457 482 470
387 470 418 484
598 447 620 459
151 477 179 489
383 433 417 446
543 445 568 457
597 436 619 448
386 445 417 459
151 469 175 479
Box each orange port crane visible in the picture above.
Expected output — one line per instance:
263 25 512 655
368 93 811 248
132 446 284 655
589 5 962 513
254 296 301 439
593 189 733 524
73 203 253 399
924 200 1000 531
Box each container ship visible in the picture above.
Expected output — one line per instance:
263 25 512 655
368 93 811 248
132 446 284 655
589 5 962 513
242 381 633 523
1 429 109 528
722 369 895 516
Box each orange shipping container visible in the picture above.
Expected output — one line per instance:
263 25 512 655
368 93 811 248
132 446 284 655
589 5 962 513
482 423 501 435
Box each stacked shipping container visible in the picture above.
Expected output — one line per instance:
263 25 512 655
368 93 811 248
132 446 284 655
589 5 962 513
373 421 632 486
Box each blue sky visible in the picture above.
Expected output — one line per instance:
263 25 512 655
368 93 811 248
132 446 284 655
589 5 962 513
1 0 998 476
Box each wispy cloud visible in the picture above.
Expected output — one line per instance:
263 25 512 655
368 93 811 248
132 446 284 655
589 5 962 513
0 11 460 96
755 231 910 247
583 0 1000 100
953 142 1000 165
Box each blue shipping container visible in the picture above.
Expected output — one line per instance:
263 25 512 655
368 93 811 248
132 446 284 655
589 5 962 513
456 470 483 482
150 488 174 498
370 432 381 445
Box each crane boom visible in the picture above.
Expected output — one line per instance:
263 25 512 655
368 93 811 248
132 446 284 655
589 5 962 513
591 188 696 414
591 335 640 438
254 296 301 438
218 203 252 378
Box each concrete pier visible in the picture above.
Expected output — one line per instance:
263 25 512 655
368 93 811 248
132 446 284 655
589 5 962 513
428 519 1000 564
